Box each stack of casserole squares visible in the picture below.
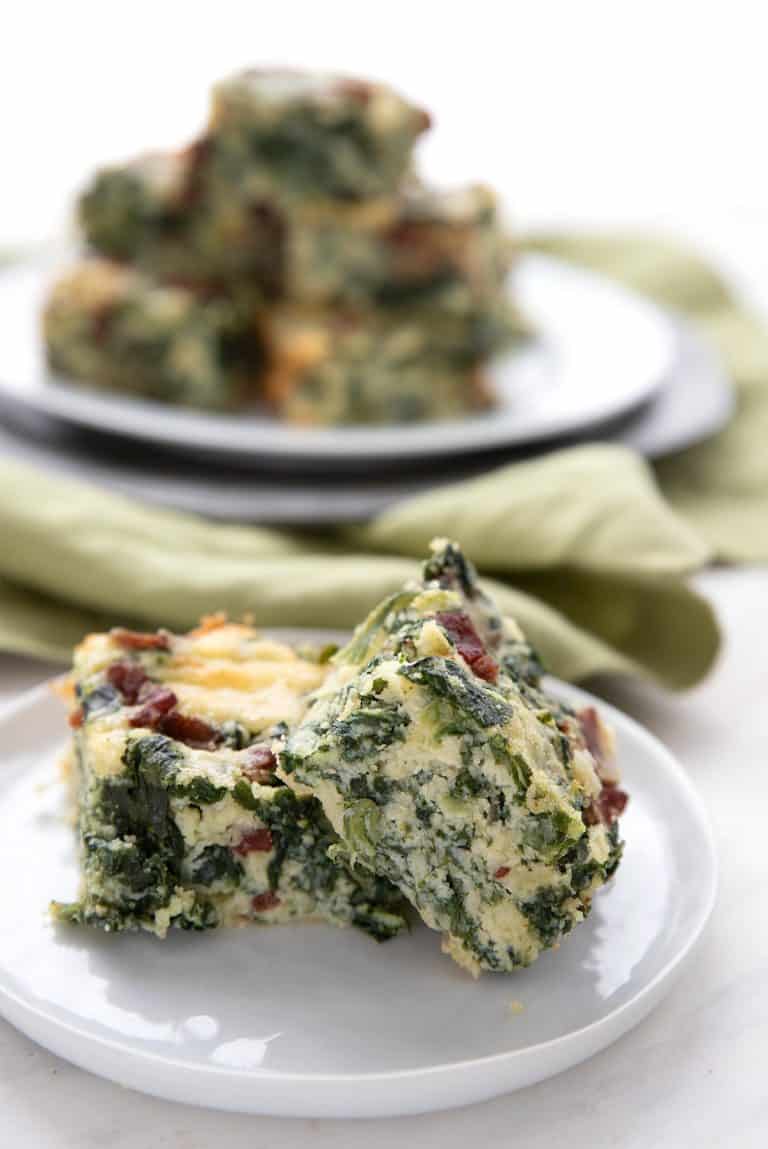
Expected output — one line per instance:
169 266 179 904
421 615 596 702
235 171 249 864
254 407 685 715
43 69 522 424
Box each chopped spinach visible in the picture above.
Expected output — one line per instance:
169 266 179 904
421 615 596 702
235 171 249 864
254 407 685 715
233 778 260 811
562 835 601 892
188 845 243 887
337 589 417 665
87 734 189 922
350 907 407 942
173 776 228 804
451 767 491 799
422 540 477 599
122 733 182 788
520 885 576 947
501 641 545 688
522 810 580 861
329 701 410 761
343 799 382 863
399 657 512 729
175 898 219 931
348 773 395 804
84 834 170 899
488 733 531 795
604 822 624 879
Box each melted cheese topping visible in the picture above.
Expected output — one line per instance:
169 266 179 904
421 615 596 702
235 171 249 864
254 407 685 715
75 623 327 738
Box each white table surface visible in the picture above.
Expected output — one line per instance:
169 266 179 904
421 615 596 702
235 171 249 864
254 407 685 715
0 568 765 1148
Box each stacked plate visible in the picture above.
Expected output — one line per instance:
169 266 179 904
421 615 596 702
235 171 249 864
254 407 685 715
0 252 733 523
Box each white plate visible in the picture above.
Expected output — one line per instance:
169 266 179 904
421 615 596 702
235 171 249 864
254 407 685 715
0 254 674 466
0 652 715 1118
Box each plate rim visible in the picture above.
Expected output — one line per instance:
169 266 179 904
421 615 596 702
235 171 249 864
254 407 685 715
0 670 717 1111
0 252 675 465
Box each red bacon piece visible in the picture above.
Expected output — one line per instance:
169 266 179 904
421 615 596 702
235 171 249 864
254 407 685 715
494 866 510 879
129 686 178 728
242 745 277 784
596 784 629 826
251 891 281 913
583 783 629 827
111 628 171 652
435 610 499 683
106 660 151 704
233 828 274 856
159 710 219 749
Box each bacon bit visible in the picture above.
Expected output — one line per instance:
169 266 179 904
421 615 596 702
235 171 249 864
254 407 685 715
472 652 500 682
596 784 629 826
251 891 281 913
68 707 84 728
233 828 274 856
578 707 604 761
106 660 151 704
242 745 277 783
129 686 178 728
160 710 219 749
111 628 171 652
494 866 510 879
583 783 629 827
435 610 499 683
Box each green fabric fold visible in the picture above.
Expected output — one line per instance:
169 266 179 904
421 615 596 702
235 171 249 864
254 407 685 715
351 445 711 576
527 232 768 560
0 446 718 688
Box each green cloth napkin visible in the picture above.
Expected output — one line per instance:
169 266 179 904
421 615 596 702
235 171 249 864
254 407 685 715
0 443 717 688
1 232 764 687
528 232 768 561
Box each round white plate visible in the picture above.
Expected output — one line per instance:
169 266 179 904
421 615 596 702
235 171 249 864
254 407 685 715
0 317 734 523
0 657 715 1118
0 253 674 466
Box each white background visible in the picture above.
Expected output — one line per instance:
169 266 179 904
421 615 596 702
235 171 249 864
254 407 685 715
1 3 767 1146
3 0 768 307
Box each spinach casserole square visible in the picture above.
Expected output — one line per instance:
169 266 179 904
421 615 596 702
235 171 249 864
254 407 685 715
279 541 627 975
53 619 406 941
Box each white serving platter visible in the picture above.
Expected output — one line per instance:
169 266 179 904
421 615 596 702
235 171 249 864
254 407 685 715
0 656 716 1118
